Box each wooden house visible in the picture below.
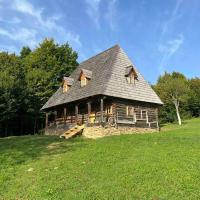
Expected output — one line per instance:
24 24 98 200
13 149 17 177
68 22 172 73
41 45 163 136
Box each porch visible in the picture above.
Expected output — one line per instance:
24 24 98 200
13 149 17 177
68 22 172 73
45 96 117 129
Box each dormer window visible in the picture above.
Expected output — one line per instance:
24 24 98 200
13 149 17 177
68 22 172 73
79 69 92 87
80 75 87 87
125 65 138 84
62 77 74 93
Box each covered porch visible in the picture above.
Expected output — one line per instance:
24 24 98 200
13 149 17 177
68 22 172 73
45 96 115 129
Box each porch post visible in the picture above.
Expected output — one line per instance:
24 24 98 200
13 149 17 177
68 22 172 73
54 110 57 125
75 105 78 124
87 101 91 125
64 107 67 123
156 108 159 130
45 112 49 128
100 98 104 124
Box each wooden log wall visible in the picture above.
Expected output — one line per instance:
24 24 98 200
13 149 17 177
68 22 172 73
113 99 158 123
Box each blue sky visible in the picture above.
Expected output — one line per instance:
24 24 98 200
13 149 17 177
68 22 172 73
0 0 199 83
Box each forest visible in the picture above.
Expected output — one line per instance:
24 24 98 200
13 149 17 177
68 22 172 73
0 39 199 137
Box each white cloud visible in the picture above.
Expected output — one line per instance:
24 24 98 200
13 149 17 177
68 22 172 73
161 0 183 35
158 34 184 72
12 0 62 30
0 27 38 48
85 0 118 30
0 17 21 24
0 0 82 53
105 0 117 30
85 0 101 28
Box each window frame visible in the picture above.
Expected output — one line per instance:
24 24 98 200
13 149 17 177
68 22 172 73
126 106 134 116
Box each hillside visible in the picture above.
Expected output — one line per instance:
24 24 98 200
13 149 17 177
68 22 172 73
0 118 200 199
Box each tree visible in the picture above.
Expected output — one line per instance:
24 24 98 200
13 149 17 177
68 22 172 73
23 38 78 134
0 52 26 136
188 78 200 117
155 72 190 125
20 46 31 59
0 38 78 136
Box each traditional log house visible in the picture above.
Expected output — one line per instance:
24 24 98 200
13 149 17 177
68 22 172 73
42 45 163 135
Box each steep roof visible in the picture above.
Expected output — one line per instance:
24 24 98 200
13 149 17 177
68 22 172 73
42 45 163 110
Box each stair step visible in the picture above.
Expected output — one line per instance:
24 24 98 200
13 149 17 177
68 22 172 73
60 125 85 139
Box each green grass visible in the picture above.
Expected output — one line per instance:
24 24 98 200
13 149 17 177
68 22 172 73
0 118 200 200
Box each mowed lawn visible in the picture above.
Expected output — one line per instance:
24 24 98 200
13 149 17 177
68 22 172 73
0 119 200 200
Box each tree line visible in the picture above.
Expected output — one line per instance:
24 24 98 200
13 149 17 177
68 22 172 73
153 72 200 125
0 39 78 137
0 39 199 137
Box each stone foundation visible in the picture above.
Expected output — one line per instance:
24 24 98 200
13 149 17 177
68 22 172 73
82 126 158 139
45 123 158 138
45 123 75 136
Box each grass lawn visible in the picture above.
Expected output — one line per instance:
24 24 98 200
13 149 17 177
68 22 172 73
0 118 200 200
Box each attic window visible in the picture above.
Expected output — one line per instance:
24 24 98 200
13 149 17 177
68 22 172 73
62 77 74 93
79 69 92 87
80 76 87 87
125 66 138 84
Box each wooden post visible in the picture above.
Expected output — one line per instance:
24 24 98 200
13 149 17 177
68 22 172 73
64 107 67 123
45 112 49 128
75 105 78 124
100 98 104 124
156 108 159 131
87 101 91 125
54 110 57 125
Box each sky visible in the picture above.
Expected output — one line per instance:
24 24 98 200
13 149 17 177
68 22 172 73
0 0 199 83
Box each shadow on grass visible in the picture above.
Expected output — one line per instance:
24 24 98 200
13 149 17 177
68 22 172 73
0 135 86 167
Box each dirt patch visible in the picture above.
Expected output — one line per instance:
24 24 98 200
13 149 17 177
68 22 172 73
47 142 62 149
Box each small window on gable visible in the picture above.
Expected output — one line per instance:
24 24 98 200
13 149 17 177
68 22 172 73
79 69 92 87
126 73 135 84
126 106 134 116
62 77 74 93
63 81 69 93
80 76 87 87
125 66 138 84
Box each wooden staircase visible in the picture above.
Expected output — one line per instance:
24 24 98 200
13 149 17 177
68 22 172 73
60 125 85 139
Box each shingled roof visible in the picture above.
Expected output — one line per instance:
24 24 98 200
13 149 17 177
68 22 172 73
42 45 163 110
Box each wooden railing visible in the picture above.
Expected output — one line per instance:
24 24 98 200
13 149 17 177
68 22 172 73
116 112 136 124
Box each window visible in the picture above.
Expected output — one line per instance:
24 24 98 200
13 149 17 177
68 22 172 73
81 77 87 87
62 77 74 93
79 69 92 87
126 74 135 84
63 82 68 93
126 106 134 116
141 110 147 119
125 66 138 84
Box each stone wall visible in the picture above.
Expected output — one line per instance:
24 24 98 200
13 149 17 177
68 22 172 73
45 122 158 138
82 126 158 139
45 123 75 136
